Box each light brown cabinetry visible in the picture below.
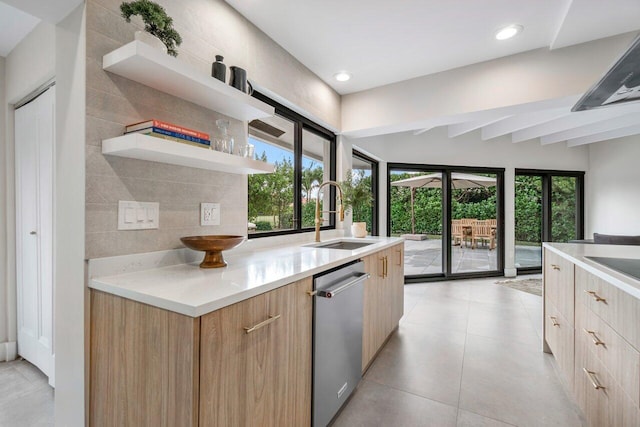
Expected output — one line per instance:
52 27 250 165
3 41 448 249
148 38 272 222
90 290 200 427
362 242 404 372
199 277 312 426
543 248 640 427
90 277 312 427
543 248 575 388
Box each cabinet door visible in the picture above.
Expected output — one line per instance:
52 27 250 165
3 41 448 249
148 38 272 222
362 252 383 372
543 249 574 323
90 290 200 427
390 243 405 327
544 299 574 390
199 278 312 427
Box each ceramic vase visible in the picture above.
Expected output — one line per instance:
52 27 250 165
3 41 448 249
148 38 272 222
351 222 367 238
134 30 167 54
212 55 226 83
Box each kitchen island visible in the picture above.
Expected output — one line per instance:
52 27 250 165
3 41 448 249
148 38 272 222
88 236 405 426
543 243 640 426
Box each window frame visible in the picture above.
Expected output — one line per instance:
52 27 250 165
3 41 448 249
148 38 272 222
515 168 585 274
352 149 379 236
248 92 337 239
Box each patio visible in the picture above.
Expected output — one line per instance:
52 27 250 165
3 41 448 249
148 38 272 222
403 238 542 276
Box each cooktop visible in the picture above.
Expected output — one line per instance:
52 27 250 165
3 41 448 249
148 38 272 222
585 256 640 281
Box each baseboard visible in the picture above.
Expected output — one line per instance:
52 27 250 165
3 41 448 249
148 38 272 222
0 341 17 362
504 268 517 278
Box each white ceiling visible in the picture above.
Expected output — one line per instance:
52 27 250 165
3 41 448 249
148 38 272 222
225 0 640 95
0 0 83 57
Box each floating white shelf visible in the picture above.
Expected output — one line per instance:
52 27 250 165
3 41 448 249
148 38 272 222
103 41 275 122
102 134 275 175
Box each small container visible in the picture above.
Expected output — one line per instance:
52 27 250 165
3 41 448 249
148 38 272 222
214 119 234 154
245 143 255 159
212 55 226 83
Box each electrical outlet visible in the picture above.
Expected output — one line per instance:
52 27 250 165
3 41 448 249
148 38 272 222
201 203 220 226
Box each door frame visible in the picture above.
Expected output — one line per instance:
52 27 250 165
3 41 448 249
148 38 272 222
14 84 56 384
387 163 505 282
352 149 379 236
515 169 585 274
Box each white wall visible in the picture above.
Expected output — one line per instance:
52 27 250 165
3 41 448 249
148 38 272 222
355 127 590 275
587 135 640 237
0 56 8 361
5 23 55 104
55 5 86 426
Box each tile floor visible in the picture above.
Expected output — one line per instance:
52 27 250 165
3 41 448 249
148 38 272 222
1 277 585 427
332 276 586 427
0 358 54 426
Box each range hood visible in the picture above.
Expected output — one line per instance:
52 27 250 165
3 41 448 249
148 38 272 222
572 34 640 111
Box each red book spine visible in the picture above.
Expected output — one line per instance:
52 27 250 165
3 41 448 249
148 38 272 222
152 120 210 140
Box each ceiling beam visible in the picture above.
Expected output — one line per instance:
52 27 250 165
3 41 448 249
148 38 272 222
413 127 435 136
511 103 640 143
448 116 511 138
540 112 640 145
566 123 640 147
481 108 571 140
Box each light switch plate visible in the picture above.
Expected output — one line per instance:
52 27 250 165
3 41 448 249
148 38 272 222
118 201 159 230
201 203 220 226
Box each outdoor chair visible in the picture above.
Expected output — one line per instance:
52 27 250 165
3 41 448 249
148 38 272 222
451 220 465 246
471 221 495 250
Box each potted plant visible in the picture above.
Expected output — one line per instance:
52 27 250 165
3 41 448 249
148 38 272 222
120 0 182 57
340 170 373 237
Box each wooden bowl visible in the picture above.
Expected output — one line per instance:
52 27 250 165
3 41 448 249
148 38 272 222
180 235 245 268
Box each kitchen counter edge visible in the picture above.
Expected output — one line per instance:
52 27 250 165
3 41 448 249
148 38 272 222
544 242 640 299
89 237 404 317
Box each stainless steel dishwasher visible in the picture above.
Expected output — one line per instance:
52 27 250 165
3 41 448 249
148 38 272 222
312 260 369 427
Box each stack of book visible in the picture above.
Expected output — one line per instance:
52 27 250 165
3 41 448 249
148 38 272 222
125 120 211 148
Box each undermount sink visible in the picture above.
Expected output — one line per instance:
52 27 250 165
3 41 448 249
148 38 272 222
311 240 376 250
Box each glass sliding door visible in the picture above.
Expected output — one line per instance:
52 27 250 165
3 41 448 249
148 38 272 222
515 170 584 273
551 176 579 242
450 171 500 274
389 167 444 277
388 164 504 281
515 175 543 269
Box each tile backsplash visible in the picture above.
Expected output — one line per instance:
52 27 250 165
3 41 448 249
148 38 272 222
85 0 248 259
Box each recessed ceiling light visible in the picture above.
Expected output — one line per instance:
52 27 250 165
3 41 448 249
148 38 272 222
495 24 523 41
334 72 351 82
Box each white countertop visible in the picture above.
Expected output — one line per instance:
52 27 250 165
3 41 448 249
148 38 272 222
89 237 403 317
544 242 640 299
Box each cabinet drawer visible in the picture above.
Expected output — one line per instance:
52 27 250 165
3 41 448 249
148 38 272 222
544 299 574 389
544 249 575 323
575 332 640 427
576 267 640 350
576 301 640 407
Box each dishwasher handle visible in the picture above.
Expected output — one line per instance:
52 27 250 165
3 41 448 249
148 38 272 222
316 273 370 299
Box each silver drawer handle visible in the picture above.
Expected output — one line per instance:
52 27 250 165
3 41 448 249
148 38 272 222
584 290 606 303
583 329 605 346
244 314 281 334
551 264 560 270
583 368 606 390
549 316 560 327
316 273 370 299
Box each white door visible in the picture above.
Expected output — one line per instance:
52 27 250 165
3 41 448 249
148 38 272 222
15 86 55 385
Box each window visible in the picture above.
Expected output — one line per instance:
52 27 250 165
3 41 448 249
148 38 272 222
515 170 584 273
248 92 336 237
351 150 378 235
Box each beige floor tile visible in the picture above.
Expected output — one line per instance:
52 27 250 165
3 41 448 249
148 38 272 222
456 409 516 426
331 379 458 427
364 322 466 406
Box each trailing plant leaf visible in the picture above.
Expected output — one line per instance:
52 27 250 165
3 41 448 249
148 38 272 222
120 0 182 57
